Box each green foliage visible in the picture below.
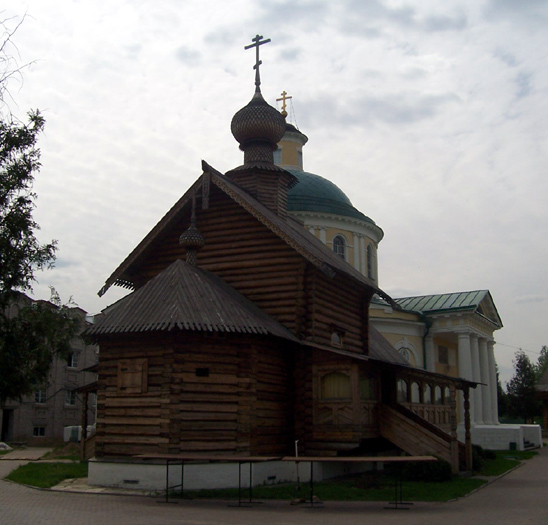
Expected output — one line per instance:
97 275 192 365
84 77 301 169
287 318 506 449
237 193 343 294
0 34 79 403
534 345 548 382
6 461 87 488
506 350 542 423
0 291 80 403
0 110 55 302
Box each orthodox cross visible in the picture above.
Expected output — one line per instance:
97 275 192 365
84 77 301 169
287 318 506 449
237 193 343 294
276 90 292 117
245 34 271 92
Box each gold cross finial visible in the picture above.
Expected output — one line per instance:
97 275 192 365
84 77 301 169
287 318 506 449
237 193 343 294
276 91 292 117
244 34 271 93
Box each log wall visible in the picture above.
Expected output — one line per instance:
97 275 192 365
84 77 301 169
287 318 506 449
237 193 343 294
95 333 293 458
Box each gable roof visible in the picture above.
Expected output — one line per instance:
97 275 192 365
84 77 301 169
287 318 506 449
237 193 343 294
98 161 396 306
88 259 299 342
395 290 503 328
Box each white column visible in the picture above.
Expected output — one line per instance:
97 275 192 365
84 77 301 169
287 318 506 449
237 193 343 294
353 233 360 272
470 334 483 424
458 332 474 425
359 235 366 275
319 226 327 244
479 338 492 424
424 335 435 372
487 341 499 424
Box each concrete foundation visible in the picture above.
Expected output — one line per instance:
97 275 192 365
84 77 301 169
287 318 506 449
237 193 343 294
458 424 542 451
88 458 376 491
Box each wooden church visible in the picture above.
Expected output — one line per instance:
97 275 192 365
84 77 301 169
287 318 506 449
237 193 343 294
87 36 476 473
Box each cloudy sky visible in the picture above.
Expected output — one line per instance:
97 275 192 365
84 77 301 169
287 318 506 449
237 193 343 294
2 0 547 384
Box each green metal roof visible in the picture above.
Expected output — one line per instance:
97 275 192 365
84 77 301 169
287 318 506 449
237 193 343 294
395 290 503 328
287 168 377 225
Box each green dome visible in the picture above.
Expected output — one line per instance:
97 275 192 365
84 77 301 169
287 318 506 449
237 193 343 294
287 168 376 225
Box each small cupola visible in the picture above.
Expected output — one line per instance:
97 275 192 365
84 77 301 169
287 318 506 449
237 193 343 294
179 194 205 266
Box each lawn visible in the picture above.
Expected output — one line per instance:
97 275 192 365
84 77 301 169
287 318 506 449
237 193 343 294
6 461 88 489
4 449 538 500
185 474 487 502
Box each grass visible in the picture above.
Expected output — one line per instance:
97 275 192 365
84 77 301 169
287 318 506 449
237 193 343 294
42 443 80 461
6 461 88 489
476 450 537 477
4 449 537 500
181 474 487 502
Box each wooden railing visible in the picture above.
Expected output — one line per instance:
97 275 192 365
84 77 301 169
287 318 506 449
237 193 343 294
379 403 459 472
81 433 96 461
399 402 452 433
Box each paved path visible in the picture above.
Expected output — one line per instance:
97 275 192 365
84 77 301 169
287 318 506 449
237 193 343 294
0 448 547 525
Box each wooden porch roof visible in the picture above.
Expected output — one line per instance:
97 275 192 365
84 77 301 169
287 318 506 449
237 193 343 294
88 258 299 342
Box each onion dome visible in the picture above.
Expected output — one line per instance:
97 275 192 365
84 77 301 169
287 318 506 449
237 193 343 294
179 195 205 266
179 224 205 249
230 91 286 166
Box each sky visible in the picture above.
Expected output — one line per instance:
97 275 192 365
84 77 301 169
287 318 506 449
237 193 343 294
2 0 547 385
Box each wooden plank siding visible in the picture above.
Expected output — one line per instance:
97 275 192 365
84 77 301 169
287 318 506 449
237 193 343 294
95 333 294 458
127 187 371 355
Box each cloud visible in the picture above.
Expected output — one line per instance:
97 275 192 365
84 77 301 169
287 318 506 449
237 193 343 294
301 91 459 128
514 71 532 99
515 295 547 304
174 45 201 66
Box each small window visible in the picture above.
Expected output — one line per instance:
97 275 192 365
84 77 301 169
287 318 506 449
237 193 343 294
273 148 282 165
195 368 210 377
65 390 76 406
35 389 46 404
438 346 449 365
331 331 343 347
67 352 79 368
118 358 148 395
332 235 346 259
321 372 351 400
33 426 46 437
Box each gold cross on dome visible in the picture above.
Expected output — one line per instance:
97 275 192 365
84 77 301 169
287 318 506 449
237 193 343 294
276 91 292 117
245 34 271 91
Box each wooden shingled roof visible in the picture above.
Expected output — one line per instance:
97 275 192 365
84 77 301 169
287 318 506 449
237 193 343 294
88 259 299 342
98 161 396 308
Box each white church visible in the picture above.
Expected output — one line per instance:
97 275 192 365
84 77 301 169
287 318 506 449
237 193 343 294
276 101 541 451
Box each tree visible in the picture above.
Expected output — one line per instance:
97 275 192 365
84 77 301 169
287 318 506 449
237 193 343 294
0 17 79 404
534 345 548 382
506 350 542 423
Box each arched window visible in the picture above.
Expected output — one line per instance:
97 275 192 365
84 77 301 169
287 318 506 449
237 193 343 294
333 235 346 259
444 387 451 405
411 382 421 403
435 385 444 405
367 244 374 279
399 347 411 363
321 372 351 400
423 384 432 404
397 379 408 403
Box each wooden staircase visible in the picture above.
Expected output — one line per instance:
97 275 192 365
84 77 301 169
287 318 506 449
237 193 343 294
379 403 463 472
